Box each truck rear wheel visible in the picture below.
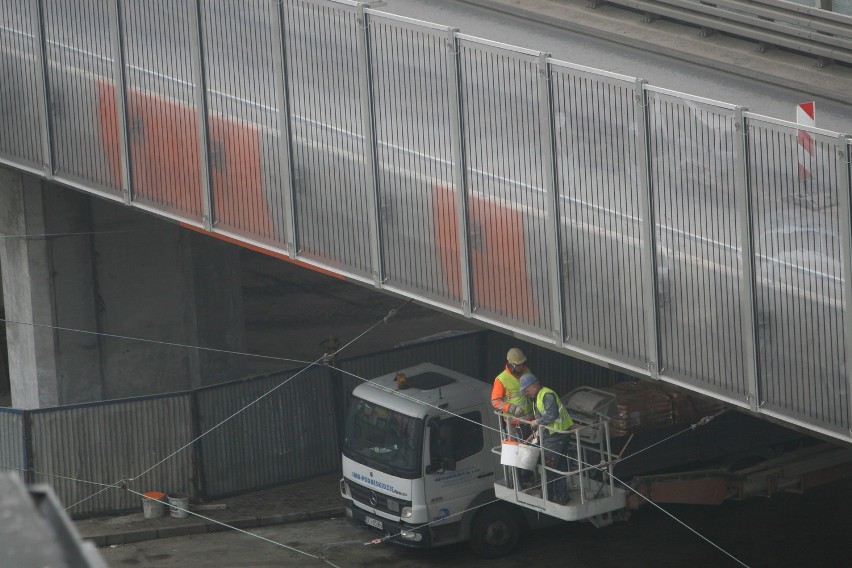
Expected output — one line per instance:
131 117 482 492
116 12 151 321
469 504 521 558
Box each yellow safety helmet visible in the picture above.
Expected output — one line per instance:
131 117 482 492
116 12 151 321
506 347 526 366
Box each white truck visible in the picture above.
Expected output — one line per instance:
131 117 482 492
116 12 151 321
339 362 625 557
340 363 852 557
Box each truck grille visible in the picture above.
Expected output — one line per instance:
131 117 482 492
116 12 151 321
349 482 411 516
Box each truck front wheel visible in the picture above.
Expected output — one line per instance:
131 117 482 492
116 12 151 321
469 504 522 558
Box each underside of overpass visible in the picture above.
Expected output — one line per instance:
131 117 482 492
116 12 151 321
0 166 482 409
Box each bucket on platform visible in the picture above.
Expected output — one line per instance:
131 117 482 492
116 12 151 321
167 492 190 518
500 440 519 467
142 491 166 519
516 444 541 470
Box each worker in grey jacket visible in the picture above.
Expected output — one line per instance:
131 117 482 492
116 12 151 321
520 372 573 504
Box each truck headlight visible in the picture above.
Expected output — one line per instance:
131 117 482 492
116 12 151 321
401 506 412 519
399 529 422 542
340 479 350 498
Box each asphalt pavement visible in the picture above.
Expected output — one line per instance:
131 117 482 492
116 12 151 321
461 0 852 104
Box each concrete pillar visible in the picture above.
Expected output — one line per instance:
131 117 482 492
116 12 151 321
0 168 62 408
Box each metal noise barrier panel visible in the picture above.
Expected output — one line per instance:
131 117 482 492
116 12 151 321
28 394 193 517
202 0 285 246
747 116 850 434
42 0 118 193
282 0 371 277
458 39 552 334
368 14 458 305
0 0 46 170
550 66 646 367
646 90 748 398
195 365 340 498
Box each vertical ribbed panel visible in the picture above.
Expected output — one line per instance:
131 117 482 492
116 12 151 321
368 17 457 304
122 0 203 220
281 0 371 276
29 395 193 517
550 67 646 365
43 0 120 194
196 366 340 497
0 2 850 443
647 91 747 397
0 409 25 476
0 0 45 168
458 40 551 333
202 0 284 246
748 118 848 434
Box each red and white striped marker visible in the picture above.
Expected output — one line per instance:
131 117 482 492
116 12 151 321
797 101 815 180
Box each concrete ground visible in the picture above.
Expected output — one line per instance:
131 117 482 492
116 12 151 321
73 473 344 549
93 476 852 567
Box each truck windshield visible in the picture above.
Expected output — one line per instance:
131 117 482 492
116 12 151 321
343 397 424 479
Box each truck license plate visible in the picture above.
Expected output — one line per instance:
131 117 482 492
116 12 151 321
364 516 383 530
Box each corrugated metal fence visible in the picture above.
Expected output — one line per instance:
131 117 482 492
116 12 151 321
0 330 627 516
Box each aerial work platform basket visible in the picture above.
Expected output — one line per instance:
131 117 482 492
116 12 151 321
493 411 628 527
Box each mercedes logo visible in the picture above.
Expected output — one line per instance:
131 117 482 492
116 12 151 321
369 491 378 507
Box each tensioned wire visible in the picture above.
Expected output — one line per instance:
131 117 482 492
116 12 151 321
0 301 410 567
0 299 410 493
0 305 748 567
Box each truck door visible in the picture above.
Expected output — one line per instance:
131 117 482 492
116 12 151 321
423 410 494 534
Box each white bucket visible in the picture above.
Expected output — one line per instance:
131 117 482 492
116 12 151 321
516 444 541 470
142 491 166 519
167 493 190 518
500 441 519 467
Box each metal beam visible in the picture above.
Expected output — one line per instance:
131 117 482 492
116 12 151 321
734 106 761 411
356 3 384 286
272 0 299 258
836 136 852 436
189 0 214 232
446 28 473 317
107 0 133 204
633 78 661 375
537 52 565 345
31 0 53 176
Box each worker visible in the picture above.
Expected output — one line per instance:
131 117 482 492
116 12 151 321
491 347 534 438
520 372 573 504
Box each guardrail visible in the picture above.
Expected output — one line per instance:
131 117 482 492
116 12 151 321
593 0 852 65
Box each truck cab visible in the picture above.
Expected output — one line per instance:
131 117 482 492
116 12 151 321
340 363 535 556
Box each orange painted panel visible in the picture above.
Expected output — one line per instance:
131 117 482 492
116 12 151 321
433 184 536 320
97 82 272 239
208 114 272 239
432 184 463 299
126 91 203 217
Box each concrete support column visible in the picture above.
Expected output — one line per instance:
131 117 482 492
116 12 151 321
0 167 62 408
